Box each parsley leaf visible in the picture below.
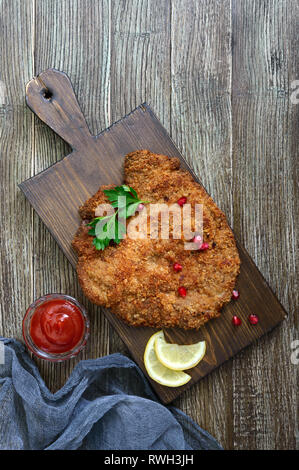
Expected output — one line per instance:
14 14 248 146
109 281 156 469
87 185 148 250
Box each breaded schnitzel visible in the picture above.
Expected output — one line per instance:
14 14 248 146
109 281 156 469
72 150 240 329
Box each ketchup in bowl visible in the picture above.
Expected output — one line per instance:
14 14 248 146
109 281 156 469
23 294 89 361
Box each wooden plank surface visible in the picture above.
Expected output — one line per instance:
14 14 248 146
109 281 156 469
231 0 298 450
170 0 235 446
0 0 297 449
19 91 286 404
32 0 112 394
0 0 34 359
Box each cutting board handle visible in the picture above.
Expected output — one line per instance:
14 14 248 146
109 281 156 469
26 69 92 150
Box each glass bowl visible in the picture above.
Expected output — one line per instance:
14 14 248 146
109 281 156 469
22 293 89 362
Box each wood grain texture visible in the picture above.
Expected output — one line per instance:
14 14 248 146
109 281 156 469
20 85 286 407
231 0 298 450
0 1 34 341
31 0 113 392
0 0 297 450
170 0 234 447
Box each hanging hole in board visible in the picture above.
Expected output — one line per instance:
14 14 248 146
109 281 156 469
42 89 53 101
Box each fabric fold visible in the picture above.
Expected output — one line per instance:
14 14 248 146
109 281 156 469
0 337 222 450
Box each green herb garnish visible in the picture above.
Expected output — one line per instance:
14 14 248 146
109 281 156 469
87 185 148 250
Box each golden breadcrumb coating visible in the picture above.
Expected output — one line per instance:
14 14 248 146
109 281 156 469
72 150 240 329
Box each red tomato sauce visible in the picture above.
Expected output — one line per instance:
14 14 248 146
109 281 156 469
30 299 85 353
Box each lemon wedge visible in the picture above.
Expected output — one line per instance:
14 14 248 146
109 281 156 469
144 331 191 387
155 332 206 371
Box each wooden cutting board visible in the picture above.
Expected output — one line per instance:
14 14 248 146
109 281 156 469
19 69 287 404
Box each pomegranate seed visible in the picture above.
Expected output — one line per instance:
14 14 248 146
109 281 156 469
232 289 240 300
137 203 144 211
199 242 209 251
177 196 187 207
178 286 187 297
173 262 183 272
232 315 242 326
248 314 259 325
192 234 202 244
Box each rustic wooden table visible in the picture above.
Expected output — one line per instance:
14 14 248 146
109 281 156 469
0 0 298 450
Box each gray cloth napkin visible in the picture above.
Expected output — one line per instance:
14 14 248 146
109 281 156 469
0 337 222 450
